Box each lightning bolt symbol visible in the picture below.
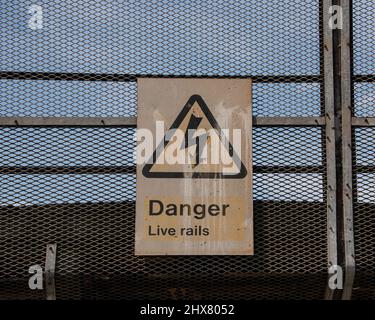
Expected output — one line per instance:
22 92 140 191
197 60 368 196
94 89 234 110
181 113 207 168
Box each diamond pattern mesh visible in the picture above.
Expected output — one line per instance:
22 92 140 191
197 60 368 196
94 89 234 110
354 83 375 117
0 0 330 299
353 0 375 76
1 0 320 75
0 80 137 117
353 129 375 299
253 83 321 117
352 0 375 300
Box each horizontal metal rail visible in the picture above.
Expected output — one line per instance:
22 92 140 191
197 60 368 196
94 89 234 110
352 117 375 127
0 117 137 127
0 166 136 174
0 165 324 175
0 71 321 83
0 165 326 174
0 116 326 127
253 117 325 127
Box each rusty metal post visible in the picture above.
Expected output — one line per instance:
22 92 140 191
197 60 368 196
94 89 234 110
323 0 339 300
339 0 355 300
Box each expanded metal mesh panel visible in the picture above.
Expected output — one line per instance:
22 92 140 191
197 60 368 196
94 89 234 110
352 0 375 299
0 201 327 300
0 80 324 118
354 83 375 117
354 128 375 168
1 0 320 75
0 0 328 299
353 128 375 299
0 79 137 117
0 127 135 168
254 174 323 202
253 83 322 117
2 275 327 300
0 126 327 299
253 128 323 167
353 0 375 75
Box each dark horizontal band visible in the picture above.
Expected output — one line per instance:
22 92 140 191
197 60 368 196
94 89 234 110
0 165 323 174
0 71 321 83
353 75 375 82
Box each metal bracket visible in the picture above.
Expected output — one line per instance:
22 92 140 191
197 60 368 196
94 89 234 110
45 244 57 300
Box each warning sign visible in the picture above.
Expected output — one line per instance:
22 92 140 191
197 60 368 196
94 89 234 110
135 78 253 255
142 94 247 179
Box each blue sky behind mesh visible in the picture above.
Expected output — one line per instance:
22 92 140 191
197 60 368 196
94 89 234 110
0 0 373 204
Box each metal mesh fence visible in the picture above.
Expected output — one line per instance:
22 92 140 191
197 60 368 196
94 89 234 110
352 0 375 300
353 127 375 299
0 0 332 299
2 0 320 75
0 127 327 299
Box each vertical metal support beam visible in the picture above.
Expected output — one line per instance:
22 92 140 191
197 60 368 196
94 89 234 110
340 0 355 300
45 244 57 300
323 0 339 300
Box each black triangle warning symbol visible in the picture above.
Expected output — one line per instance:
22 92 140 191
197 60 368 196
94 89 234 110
142 95 247 179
